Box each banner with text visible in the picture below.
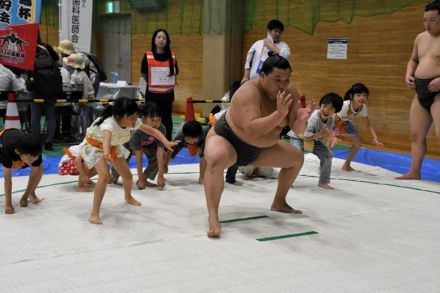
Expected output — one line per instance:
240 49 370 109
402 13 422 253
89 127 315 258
0 0 42 28
0 22 38 70
59 0 93 53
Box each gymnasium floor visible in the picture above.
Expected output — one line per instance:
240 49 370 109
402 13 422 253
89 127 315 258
0 154 439 292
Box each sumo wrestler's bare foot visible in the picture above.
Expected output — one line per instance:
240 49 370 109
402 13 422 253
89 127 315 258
271 201 303 214
5 205 15 214
125 195 142 206
207 216 222 238
395 172 421 180
88 214 102 224
318 183 334 190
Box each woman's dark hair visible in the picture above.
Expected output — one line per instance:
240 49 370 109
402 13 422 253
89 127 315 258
16 133 42 156
182 120 202 138
141 102 161 118
319 92 343 113
261 51 291 75
151 28 175 76
344 83 369 101
95 97 139 126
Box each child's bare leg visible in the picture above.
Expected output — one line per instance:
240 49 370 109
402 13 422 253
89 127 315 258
20 165 43 207
199 157 207 185
89 160 110 224
86 168 97 185
342 136 361 171
75 158 95 192
75 156 95 185
5 193 15 214
112 158 141 206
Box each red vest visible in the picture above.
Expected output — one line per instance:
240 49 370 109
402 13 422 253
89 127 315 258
145 51 176 93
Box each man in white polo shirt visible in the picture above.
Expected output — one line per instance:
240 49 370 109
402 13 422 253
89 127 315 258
241 19 291 83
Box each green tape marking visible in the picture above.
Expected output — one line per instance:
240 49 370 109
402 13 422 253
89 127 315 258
0 180 78 197
220 215 269 224
257 231 318 242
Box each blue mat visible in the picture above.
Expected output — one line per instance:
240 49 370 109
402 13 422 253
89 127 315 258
333 148 439 182
0 148 200 178
1 147 439 182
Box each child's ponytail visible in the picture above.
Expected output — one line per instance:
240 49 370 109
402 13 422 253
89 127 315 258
344 83 369 101
94 104 114 126
94 97 139 126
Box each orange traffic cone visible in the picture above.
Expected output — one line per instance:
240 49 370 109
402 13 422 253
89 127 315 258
4 92 21 130
185 96 195 121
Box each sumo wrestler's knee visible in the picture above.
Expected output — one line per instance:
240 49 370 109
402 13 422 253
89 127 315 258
286 149 304 169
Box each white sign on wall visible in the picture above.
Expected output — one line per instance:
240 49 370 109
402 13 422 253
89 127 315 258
59 0 93 53
327 38 348 60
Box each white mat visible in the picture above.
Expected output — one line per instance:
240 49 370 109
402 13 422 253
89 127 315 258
0 155 439 292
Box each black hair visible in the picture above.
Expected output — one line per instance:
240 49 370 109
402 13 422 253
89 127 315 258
425 1 440 13
344 83 370 101
151 28 175 76
267 19 285 32
261 51 291 75
229 80 242 99
141 102 161 118
95 97 139 126
319 92 343 113
182 120 202 138
16 133 42 156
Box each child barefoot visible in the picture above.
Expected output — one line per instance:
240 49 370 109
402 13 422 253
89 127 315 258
59 145 96 192
79 97 177 224
336 83 385 171
130 103 167 190
112 103 168 189
289 93 343 189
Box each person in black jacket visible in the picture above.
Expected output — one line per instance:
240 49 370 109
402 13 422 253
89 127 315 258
29 36 62 151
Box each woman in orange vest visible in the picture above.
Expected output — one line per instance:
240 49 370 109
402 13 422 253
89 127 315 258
141 29 179 140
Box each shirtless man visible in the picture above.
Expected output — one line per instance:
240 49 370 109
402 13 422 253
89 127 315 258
203 53 312 237
396 1 440 180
